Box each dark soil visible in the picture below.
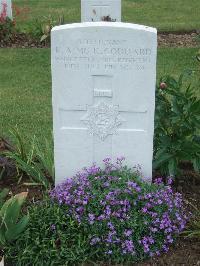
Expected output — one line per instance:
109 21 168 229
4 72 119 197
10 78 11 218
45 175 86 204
158 32 199 48
0 32 199 48
0 176 45 203
137 238 200 266
0 32 47 48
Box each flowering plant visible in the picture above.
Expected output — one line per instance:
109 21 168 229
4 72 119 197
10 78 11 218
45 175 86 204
50 158 188 263
154 74 200 176
0 1 30 42
0 2 15 41
0 2 6 21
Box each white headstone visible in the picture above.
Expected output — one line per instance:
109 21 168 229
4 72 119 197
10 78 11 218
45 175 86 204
51 22 157 184
0 0 12 19
81 0 121 22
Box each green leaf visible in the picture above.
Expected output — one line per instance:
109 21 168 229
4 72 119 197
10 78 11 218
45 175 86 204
153 153 174 169
192 158 200 172
9 127 27 161
0 226 6 245
0 192 27 228
178 73 184 87
168 159 177 176
6 153 49 188
5 215 29 242
0 189 9 207
190 100 200 113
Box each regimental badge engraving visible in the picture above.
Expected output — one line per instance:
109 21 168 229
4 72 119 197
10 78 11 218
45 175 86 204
81 101 123 141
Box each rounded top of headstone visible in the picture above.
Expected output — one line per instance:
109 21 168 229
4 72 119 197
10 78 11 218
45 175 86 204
51 22 157 34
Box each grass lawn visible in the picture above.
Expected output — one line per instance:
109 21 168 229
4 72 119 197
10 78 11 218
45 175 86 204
13 0 200 32
0 47 199 146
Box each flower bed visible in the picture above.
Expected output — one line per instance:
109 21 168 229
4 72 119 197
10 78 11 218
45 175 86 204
6 158 189 265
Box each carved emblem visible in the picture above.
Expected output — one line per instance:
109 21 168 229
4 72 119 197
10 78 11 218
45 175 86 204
81 102 123 141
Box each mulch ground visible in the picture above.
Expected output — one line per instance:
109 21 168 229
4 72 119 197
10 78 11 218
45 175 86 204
158 32 199 48
0 31 199 48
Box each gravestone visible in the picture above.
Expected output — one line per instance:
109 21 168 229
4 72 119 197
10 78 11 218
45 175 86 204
51 22 157 184
81 0 121 22
0 0 12 19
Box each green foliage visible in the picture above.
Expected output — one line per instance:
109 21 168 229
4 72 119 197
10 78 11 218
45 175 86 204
183 205 200 239
2 128 54 189
0 189 9 208
40 14 65 43
0 137 16 180
27 18 43 39
0 191 29 247
29 14 65 43
6 200 90 265
5 163 187 265
154 74 200 176
34 137 54 180
8 153 50 188
0 17 15 41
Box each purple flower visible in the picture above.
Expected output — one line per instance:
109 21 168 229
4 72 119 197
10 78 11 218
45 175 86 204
162 244 169 253
104 205 111 217
167 176 173 185
124 229 133 237
49 158 188 260
154 177 163 185
88 213 95 224
156 250 161 256
116 156 125 162
107 222 115 230
127 181 141 192
90 237 100 245
103 157 111 163
142 207 148 213
105 250 113 255
103 181 110 187
50 224 56 231
97 214 105 221
122 240 135 254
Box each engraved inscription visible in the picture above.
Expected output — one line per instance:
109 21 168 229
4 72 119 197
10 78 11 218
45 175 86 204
55 38 152 71
94 89 113 97
81 101 123 141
